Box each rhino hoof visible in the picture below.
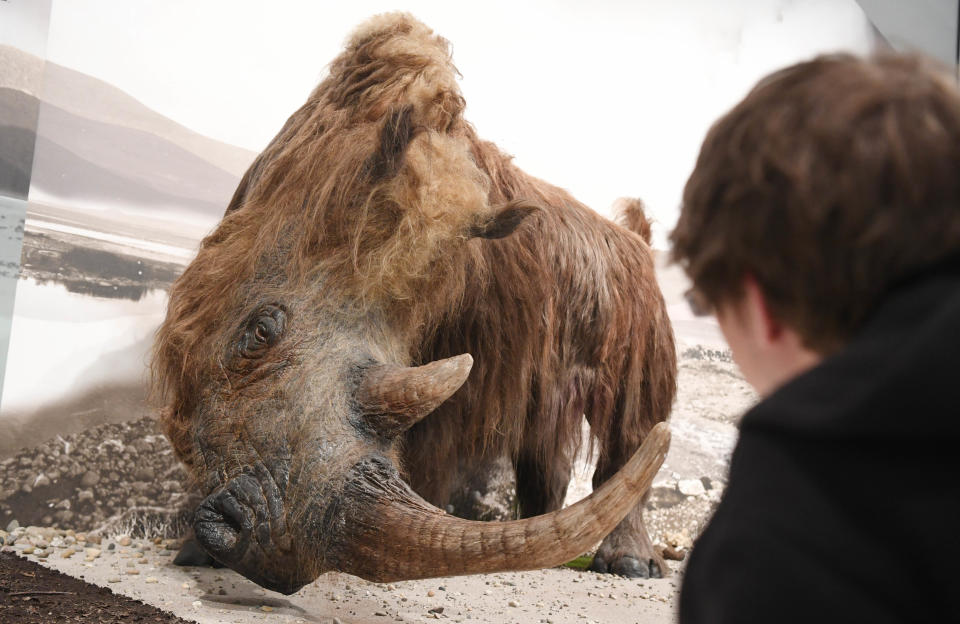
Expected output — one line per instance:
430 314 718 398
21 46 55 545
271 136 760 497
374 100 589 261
588 554 660 579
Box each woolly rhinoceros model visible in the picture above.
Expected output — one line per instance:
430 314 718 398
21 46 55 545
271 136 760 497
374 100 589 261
152 13 676 594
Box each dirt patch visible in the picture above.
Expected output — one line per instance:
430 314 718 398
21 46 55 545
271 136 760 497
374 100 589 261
0 550 194 623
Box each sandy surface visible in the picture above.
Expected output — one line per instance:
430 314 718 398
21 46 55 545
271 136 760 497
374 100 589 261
1 256 755 624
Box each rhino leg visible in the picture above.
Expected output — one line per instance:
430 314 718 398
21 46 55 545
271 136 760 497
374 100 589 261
588 445 665 578
514 449 573 518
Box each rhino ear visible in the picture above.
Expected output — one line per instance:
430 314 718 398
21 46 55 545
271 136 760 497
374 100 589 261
469 199 539 240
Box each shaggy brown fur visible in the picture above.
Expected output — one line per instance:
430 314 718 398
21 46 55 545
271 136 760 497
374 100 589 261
153 12 676 577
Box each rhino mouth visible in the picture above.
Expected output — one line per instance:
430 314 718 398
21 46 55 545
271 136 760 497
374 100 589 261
194 465 304 594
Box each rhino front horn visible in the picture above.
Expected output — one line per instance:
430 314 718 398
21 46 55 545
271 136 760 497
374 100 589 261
355 354 473 437
325 422 672 583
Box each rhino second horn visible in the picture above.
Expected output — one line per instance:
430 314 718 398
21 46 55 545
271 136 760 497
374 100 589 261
355 353 473 437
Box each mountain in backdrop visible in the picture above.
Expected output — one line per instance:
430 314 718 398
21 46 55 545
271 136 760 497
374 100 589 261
0 44 257 221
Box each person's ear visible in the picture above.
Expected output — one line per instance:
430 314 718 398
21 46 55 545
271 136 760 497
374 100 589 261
742 275 784 346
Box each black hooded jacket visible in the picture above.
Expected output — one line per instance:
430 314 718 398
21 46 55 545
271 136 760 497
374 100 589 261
680 261 960 623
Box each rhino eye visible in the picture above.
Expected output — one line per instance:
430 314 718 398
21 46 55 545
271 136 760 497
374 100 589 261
240 305 286 358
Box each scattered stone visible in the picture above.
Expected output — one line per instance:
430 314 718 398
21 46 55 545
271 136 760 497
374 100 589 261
80 470 100 487
108 576 121 583
428 607 444 614
678 479 706 497
661 545 686 561
427 590 435 597
5 519 18 532
127 568 140 575
61 547 76 558
117 535 132 547
84 547 101 558
664 530 694 550
260 605 274 612
509 600 520 607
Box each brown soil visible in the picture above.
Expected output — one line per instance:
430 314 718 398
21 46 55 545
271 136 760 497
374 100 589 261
0 551 194 624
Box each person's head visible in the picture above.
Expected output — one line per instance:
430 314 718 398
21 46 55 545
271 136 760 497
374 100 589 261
671 53 960 394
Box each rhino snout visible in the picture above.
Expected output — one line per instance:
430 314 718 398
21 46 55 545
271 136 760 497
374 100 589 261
194 472 302 594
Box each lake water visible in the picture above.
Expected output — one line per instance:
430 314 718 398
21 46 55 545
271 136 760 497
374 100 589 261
0 276 167 416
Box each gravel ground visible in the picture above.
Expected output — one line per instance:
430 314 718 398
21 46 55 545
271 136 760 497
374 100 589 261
0 417 195 536
3 528 684 624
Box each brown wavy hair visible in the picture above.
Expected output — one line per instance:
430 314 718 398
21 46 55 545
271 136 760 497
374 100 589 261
671 53 960 353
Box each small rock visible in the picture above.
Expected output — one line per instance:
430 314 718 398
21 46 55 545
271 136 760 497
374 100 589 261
191 600 202 608
664 530 694 550
509 600 520 607
428 607 444 614
427 590 435 597
678 479 706 497
661 545 686 561
126 568 140 575
84 548 101 558
260 605 273 612
34 475 51 488
5 519 18 532
117 535 132 547
145 577 159 584
80 470 100 487
108 577 121 583
61 548 76 558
